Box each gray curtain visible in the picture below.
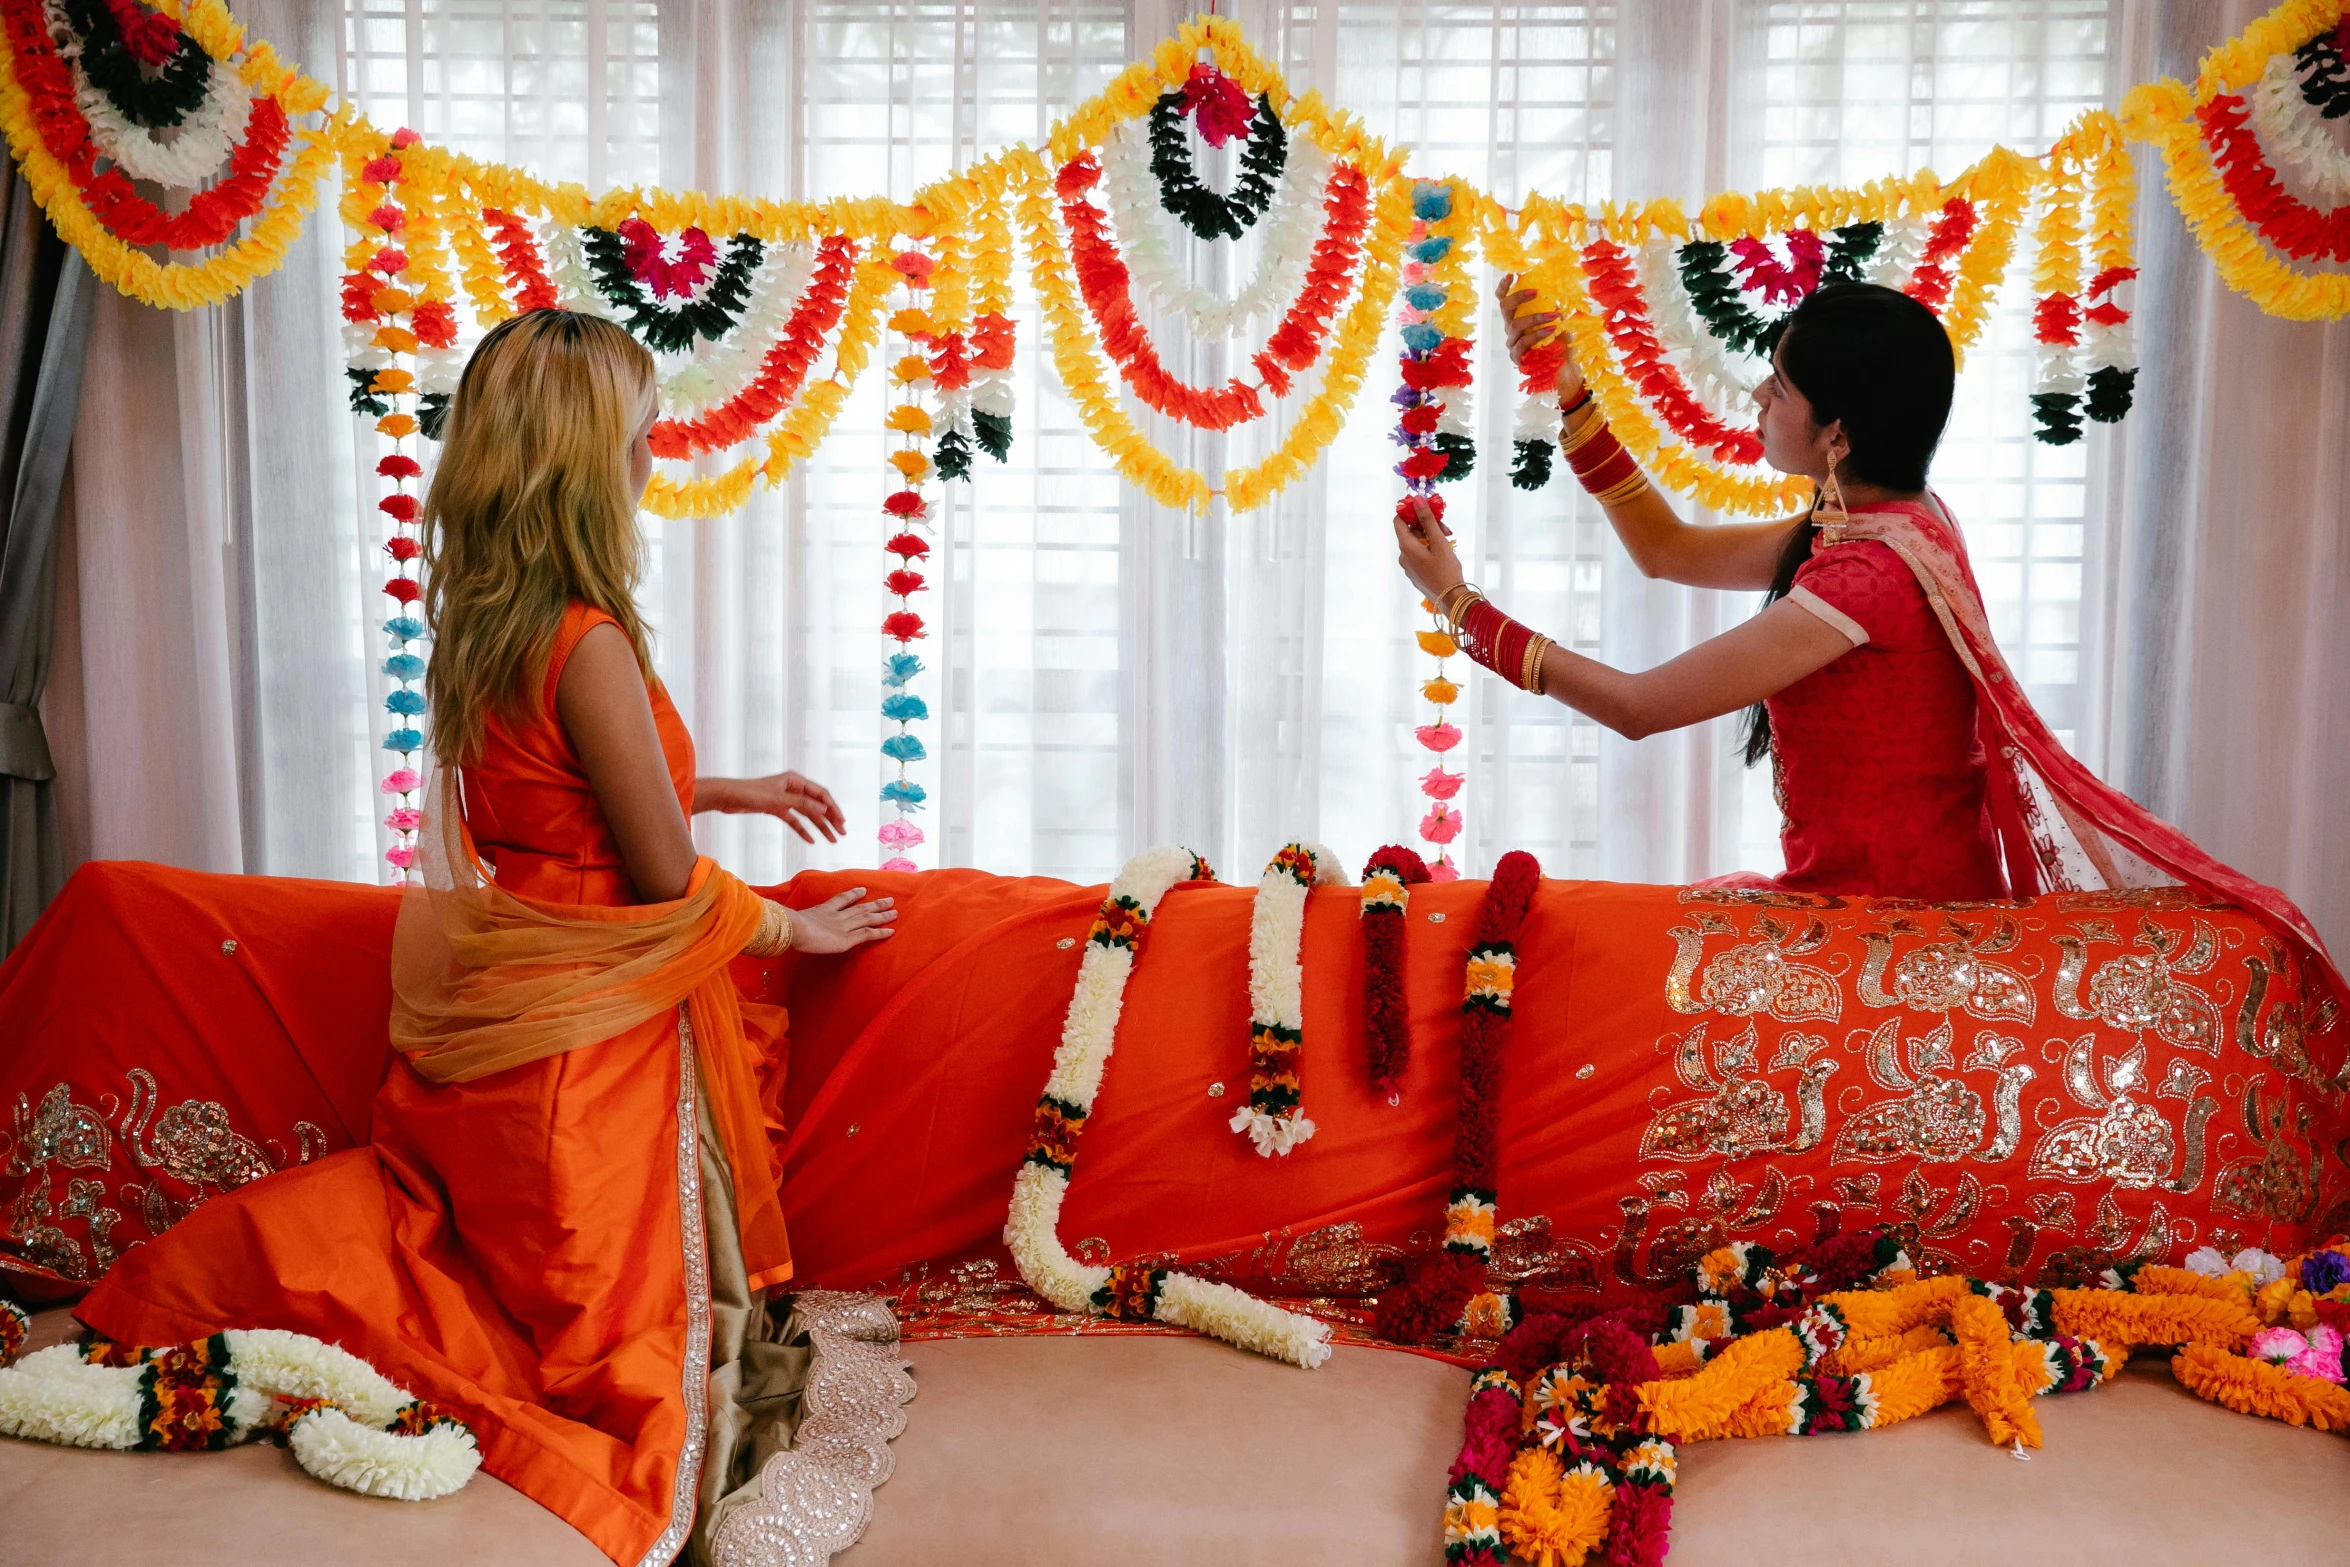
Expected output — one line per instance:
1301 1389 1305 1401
0 165 93 951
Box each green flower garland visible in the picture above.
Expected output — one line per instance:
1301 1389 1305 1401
1676 220 1885 358
1148 90 1286 242
581 228 765 354
60 0 212 131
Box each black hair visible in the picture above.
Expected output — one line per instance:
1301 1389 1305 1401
1739 282 1955 768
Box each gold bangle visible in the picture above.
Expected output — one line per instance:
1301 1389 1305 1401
1559 400 1608 456
1521 633 1552 695
744 898 794 957
1594 469 1652 508
1439 583 1484 635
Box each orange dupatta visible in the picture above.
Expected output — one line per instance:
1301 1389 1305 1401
389 770 794 1289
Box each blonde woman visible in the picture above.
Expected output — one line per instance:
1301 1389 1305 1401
75 311 893 1564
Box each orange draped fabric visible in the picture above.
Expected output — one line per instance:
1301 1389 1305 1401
48 603 789 1567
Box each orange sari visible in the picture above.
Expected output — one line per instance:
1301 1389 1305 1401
73 603 789 1567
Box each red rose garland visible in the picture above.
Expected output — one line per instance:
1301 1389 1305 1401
1359 844 1430 1101
1374 849 1541 1346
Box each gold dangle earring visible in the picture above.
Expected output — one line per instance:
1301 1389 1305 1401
1815 450 1849 533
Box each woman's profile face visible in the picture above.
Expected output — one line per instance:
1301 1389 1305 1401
1754 341 1837 480
627 399 655 501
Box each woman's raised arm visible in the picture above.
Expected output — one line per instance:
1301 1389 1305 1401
1497 276 1795 591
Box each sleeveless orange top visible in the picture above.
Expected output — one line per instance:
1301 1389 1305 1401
463 601 693 907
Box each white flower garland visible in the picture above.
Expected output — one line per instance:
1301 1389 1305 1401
659 240 817 414
73 50 254 191
541 220 615 319
1003 844 1333 1369
0 1328 480 1501
2250 49 2350 207
1639 233 1761 428
1099 115 1333 342
1232 841 1347 1157
1863 212 1930 293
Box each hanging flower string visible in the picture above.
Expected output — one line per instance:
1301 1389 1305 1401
1395 178 1476 879
878 248 936 871
338 127 454 881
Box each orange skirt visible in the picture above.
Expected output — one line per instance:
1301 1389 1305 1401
78 1000 718 1566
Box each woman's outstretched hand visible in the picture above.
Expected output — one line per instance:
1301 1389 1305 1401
695 772 847 843
1496 273 1585 404
791 886 897 953
1394 498 1466 605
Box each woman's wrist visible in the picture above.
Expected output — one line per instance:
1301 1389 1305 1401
692 777 737 816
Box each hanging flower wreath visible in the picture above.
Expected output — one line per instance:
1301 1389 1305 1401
1375 850 1542 1346
2194 16 2350 266
1232 841 1347 1156
1359 844 1430 1101
1148 64 1284 241
0 0 340 309
2120 1 2350 321
650 236 847 460
581 221 764 353
0 1326 480 1501
1003 845 1335 1368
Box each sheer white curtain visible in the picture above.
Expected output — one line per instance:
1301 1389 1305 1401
59 0 2342 958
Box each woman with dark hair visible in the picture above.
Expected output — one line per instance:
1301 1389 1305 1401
1393 278 2342 1003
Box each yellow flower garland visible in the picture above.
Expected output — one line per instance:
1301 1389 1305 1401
2173 1341 2350 1431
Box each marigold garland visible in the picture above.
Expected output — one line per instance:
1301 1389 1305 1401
877 251 936 868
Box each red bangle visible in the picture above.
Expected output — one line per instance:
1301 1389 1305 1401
1460 597 1534 687
1570 440 1639 499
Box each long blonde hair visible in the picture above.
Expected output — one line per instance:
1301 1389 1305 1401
422 310 658 763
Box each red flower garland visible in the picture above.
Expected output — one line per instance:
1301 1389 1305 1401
2199 92 2350 264
1360 844 1430 1100
1582 240 1765 466
482 207 558 311
1056 153 1369 427
648 234 858 459
1902 197 1979 311
0 0 288 251
1374 850 1542 1345
1729 227 1825 305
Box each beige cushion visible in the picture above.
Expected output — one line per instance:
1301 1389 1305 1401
12 1311 2349 1564
847 1335 2350 1567
2 1310 602 1566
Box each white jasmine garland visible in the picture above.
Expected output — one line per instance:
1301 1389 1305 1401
74 50 253 190
658 241 817 415
1231 841 1347 1157
0 1329 480 1500
2250 50 2350 206
1002 843 1333 1369
1512 386 1561 446
1099 116 1332 342
540 221 613 318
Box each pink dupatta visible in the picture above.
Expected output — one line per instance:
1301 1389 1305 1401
1818 495 2345 1018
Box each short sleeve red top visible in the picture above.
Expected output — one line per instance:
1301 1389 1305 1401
1769 537 2006 900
